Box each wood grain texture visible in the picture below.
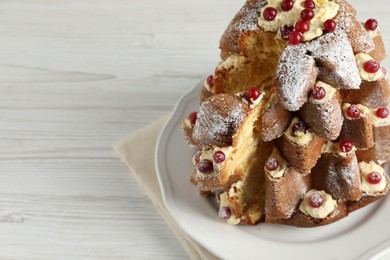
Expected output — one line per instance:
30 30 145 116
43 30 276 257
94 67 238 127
0 0 389 259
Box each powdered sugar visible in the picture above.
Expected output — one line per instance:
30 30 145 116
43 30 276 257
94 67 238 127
192 94 248 148
219 0 267 54
275 47 317 111
276 28 361 111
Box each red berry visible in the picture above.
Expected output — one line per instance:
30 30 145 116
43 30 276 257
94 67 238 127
311 86 326 100
376 108 389 119
365 18 378 31
367 171 382 185
324 19 336 32
281 0 294 11
303 0 316 9
339 140 353 153
364 60 380 73
347 105 360 119
218 207 232 220
263 7 277 21
265 159 279 171
301 8 315 21
194 151 202 164
289 31 302 45
308 192 324 208
206 75 214 87
246 87 261 101
295 20 310 34
280 25 294 40
197 159 213 174
213 151 226 163
292 121 307 136
189 112 197 125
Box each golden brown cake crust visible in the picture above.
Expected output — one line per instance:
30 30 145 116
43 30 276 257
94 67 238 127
311 152 362 201
356 123 390 163
339 111 374 150
218 0 267 59
341 78 390 109
264 165 311 221
260 94 292 142
369 34 387 62
300 91 343 141
277 126 325 174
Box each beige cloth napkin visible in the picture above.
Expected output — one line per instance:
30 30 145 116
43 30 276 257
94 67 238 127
113 115 219 260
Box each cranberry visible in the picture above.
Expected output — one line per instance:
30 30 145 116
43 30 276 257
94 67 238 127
280 25 294 40
311 86 326 100
303 0 316 9
308 192 324 208
289 31 302 45
323 19 336 32
301 8 315 21
339 139 353 153
197 159 213 174
376 108 389 119
218 207 232 220
263 7 277 21
206 75 214 87
365 18 378 31
347 105 360 119
281 0 294 11
265 159 279 171
295 20 310 34
367 171 382 185
364 60 380 73
194 151 202 164
292 121 307 136
189 111 197 125
246 87 261 101
213 151 226 163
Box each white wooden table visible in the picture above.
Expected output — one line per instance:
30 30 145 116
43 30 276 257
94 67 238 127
0 0 388 259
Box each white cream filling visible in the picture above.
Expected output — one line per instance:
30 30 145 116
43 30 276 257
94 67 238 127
366 27 379 38
355 53 384 82
219 192 240 225
258 0 339 42
310 81 337 104
193 146 234 180
265 148 288 178
359 161 387 195
285 117 314 146
203 79 211 92
370 109 390 127
322 141 356 158
299 189 337 219
342 103 370 120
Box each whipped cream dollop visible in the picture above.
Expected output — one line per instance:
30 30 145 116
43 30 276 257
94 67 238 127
219 192 241 225
370 109 390 127
355 53 385 81
322 141 356 158
265 148 288 178
285 117 314 146
193 146 233 180
359 161 387 195
258 0 339 42
299 189 337 219
342 103 370 120
309 81 337 104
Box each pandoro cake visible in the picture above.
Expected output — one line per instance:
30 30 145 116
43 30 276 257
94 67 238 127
181 0 390 227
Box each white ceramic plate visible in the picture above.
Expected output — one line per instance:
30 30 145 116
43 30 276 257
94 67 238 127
155 80 390 260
